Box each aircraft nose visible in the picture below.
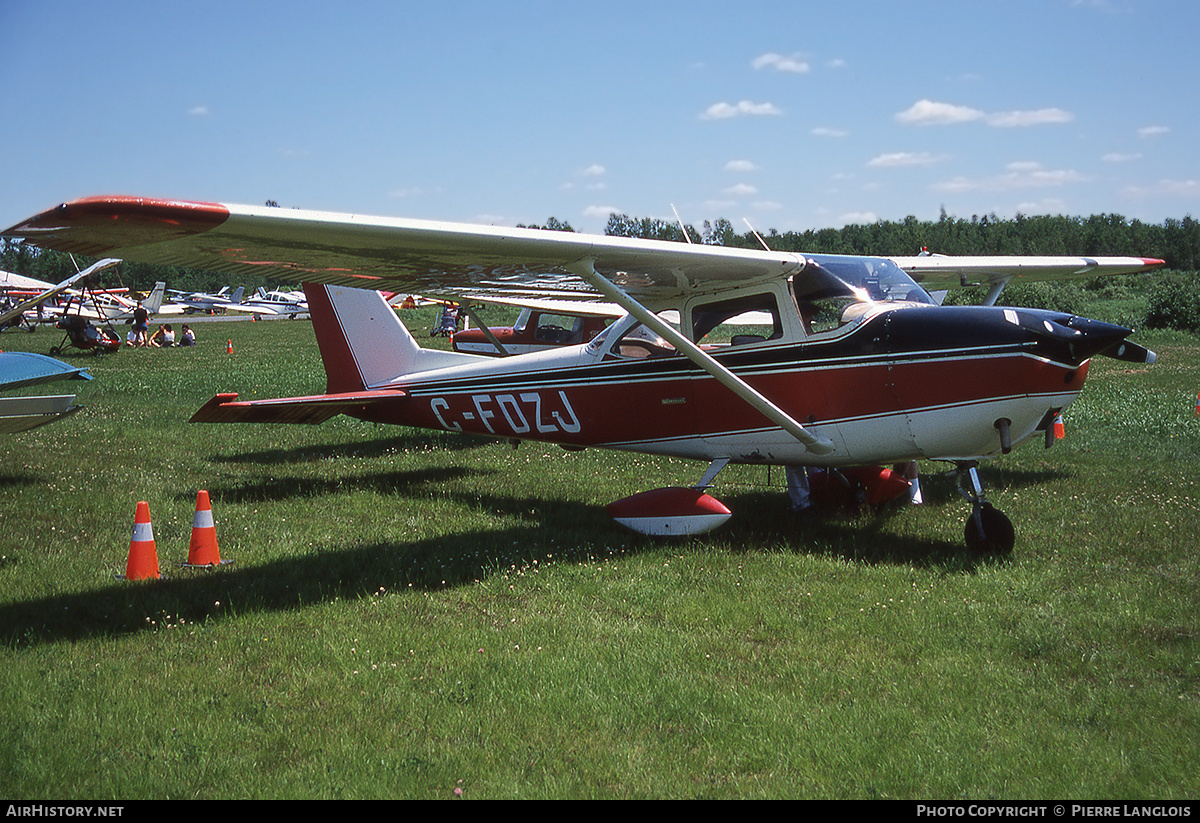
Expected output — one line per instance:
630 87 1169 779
1026 313 1154 365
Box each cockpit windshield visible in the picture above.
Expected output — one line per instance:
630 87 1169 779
793 256 934 334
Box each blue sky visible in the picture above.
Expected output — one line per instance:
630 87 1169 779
2 0 1197 238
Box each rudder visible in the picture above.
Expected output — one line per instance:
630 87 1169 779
303 283 477 393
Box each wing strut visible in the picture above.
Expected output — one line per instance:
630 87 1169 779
457 302 511 356
568 260 835 456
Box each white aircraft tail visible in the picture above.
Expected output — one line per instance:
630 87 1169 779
143 282 166 314
304 283 477 393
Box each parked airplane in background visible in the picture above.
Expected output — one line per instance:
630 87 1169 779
227 287 309 318
0 259 123 331
0 196 1164 553
61 280 187 323
170 285 245 314
451 297 620 355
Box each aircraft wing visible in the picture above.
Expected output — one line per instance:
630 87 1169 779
0 395 84 434
0 197 807 307
2 197 1166 308
890 254 1164 292
0 351 93 392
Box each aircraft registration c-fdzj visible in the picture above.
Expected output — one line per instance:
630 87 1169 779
1 196 1165 553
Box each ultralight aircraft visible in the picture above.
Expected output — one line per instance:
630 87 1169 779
0 196 1165 553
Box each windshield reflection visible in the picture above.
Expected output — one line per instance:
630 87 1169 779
794 256 934 335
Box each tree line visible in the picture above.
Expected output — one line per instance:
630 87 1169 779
591 211 1200 270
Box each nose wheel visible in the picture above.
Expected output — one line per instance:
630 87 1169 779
957 463 1015 555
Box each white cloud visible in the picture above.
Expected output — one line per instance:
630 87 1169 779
388 186 427 199
582 164 606 177
1015 198 1068 215
986 108 1074 127
1102 152 1142 163
895 100 984 126
1123 179 1200 198
723 183 758 196
896 99 1073 128
932 162 1088 193
725 159 759 172
701 100 782 120
751 52 811 74
583 205 620 219
867 152 947 168
1138 125 1170 138
811 126 848 138
188 105 210 117
840 211 880 225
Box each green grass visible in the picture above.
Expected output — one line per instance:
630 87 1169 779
1 307 1198 799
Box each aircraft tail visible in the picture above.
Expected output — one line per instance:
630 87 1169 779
144 281 166 314
304 282 478 393
229 286 245 304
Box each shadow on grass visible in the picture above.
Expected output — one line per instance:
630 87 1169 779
184 465 493 505
0 470 45 490
1 466 1032 649
208 432 496 465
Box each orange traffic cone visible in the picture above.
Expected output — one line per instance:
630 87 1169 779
1053 413 1065 439
122 501 160 580
183 490 231 568
226 339 233 354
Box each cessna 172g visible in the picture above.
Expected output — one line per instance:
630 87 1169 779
0 196 1165 552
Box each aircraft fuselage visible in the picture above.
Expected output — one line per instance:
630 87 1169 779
343 303 1112 468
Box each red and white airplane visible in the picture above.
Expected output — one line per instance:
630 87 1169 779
1 196 1165 552
451 297 619 355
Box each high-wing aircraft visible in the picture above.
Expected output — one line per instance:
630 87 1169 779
169 285 245 314
451 297 621 355
0 196 1165 552
0 350 93 433
54 279 184 323
0 258 123 331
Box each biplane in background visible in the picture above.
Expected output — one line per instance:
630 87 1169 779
1 196 1165 552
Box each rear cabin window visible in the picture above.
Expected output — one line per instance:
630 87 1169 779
691 292 782 347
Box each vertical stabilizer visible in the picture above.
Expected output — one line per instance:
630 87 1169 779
304 283 478 393
144 282 166 314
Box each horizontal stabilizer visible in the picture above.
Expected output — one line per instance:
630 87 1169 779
190 389 407 425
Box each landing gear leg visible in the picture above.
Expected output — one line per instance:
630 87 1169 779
956 462 1015 555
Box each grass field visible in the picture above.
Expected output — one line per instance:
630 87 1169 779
1 305 1198 800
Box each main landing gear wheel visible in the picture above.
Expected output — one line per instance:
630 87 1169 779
956 462 1015 556
964 502 1015 556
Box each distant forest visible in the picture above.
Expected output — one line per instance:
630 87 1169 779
4 210 1200 331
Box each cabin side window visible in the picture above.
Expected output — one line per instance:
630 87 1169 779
689 292 783 347
593 313 679 361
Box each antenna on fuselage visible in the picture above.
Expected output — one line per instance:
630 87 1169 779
743 218 772 252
